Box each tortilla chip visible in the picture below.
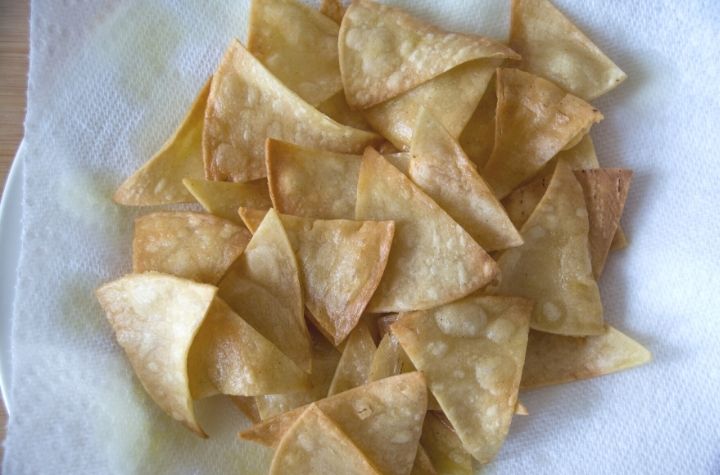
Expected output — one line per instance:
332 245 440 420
203 40 380 182
356 148 498 312
132 212 250 284
392 295 532 463
409 108 522 251
96 272 216 436
364 59 499 150
459 75 497 169
411 446 438 475
238 207 268 233
515 401 529 416
554 134 600 170
232 396 262 424
187 298 309 399
338 0 519 109
113 79 209 206
376 314 399 338
510 0 626 101
320 0 346 24
328 323 377 395
481 68 603 199
521 326 651 389
317 90 374 130
420 412 472 475
248 0 342 106
242 372 428 475
611 228 629 250
217 208 311 372
183 178 271 225
574 169 633 277
493 161 604 336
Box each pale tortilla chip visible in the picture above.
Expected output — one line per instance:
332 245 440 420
392 295 532 463
242 372 428 475
409 108 522 251
515 401 529 416
203 40 380 182
510 0 626 101
459 75 497 169
232 396 262 424
481 68 603 199
187 298 310 399
132 212 250 284
376 314 399 338
238 207 268 233
420 412 472 475
554 134 600 170
521 326 651 389
364 59 499 150
493 161 604 336
356 148 498 312
338 0 519 109
113 79 209 206
573 168 632 277
320 0 346 24
269 404 381 475
183 178 271 225
411 446 438 475
317 91 373 130
96 272 216 436
248 0 342 106
328 323 377 395
217 209 311 372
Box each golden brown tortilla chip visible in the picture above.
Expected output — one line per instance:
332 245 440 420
113 79 209 206
356 148 498 312
317 90 374 130
412 446 438 475
611 228 629 250
493 161 604 336
338 0 519 109
132 212 250 284
183 178 271 225
96 272 216 436
510 0 626 101
420 412 472 475
521 326 651 389
481 68 603 199
320 0 346 24
328 323 377 395
392 295 532 463
409 108 522 251
459 75 497 169
232 396 262 424
515 401 529 416
203 40 380 182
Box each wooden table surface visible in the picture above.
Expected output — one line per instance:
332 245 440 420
0 0 30 461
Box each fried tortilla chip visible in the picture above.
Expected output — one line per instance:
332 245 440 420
338 0 519 109
113 79 209 206
269 404 381 475
420 412 472 475
611 228 629 250
409 108 522 251
574 169 633 277
317 91 373 130
328 323 376 395
510 0 626 101
248 0 342 106
515 401 529 416
481 68 603 199
96 273 216 436
203 40 380 182
412 446 438 475
183 178 271 225
217 208 311 372
392 295 532 463
493 161 604 335
187 298 309 399
242 372 428 475
356 148 498 312
364 60 499 150
132 212 250 284
232 396 262 424
320 0 346 24
459 75 497 169
521 326 651 389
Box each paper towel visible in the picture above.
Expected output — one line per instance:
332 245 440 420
3 0 720 473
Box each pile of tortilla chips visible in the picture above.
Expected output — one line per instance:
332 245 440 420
99 0 650 472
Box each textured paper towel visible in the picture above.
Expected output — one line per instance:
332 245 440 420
3 0 720 473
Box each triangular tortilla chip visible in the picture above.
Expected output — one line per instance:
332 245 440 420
412 446 438 475
238 207 268 233
183 178 271 225
481 68 603 199
232 396 262 424
113 79 209 206
242 372 428 475
611 228 629 250
269 404 381 475
510 0 626 101
320 0 346 24
187 298 309 399
515 401 529 416
203 40 380 182
521 326 651 389
328 323 377 395
459 75 497 169
132 212 250 284
317 91 373 130
420 412 472 475
364 59 499 150
248 0 342 106
409 108 522 251
96 272 216 436
392 295 532 463
217 209 311 372
574 169 632 277
338 0 519 109
355 148 498 312
493 161 604 336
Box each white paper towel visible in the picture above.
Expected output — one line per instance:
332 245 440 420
3 0 720 473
